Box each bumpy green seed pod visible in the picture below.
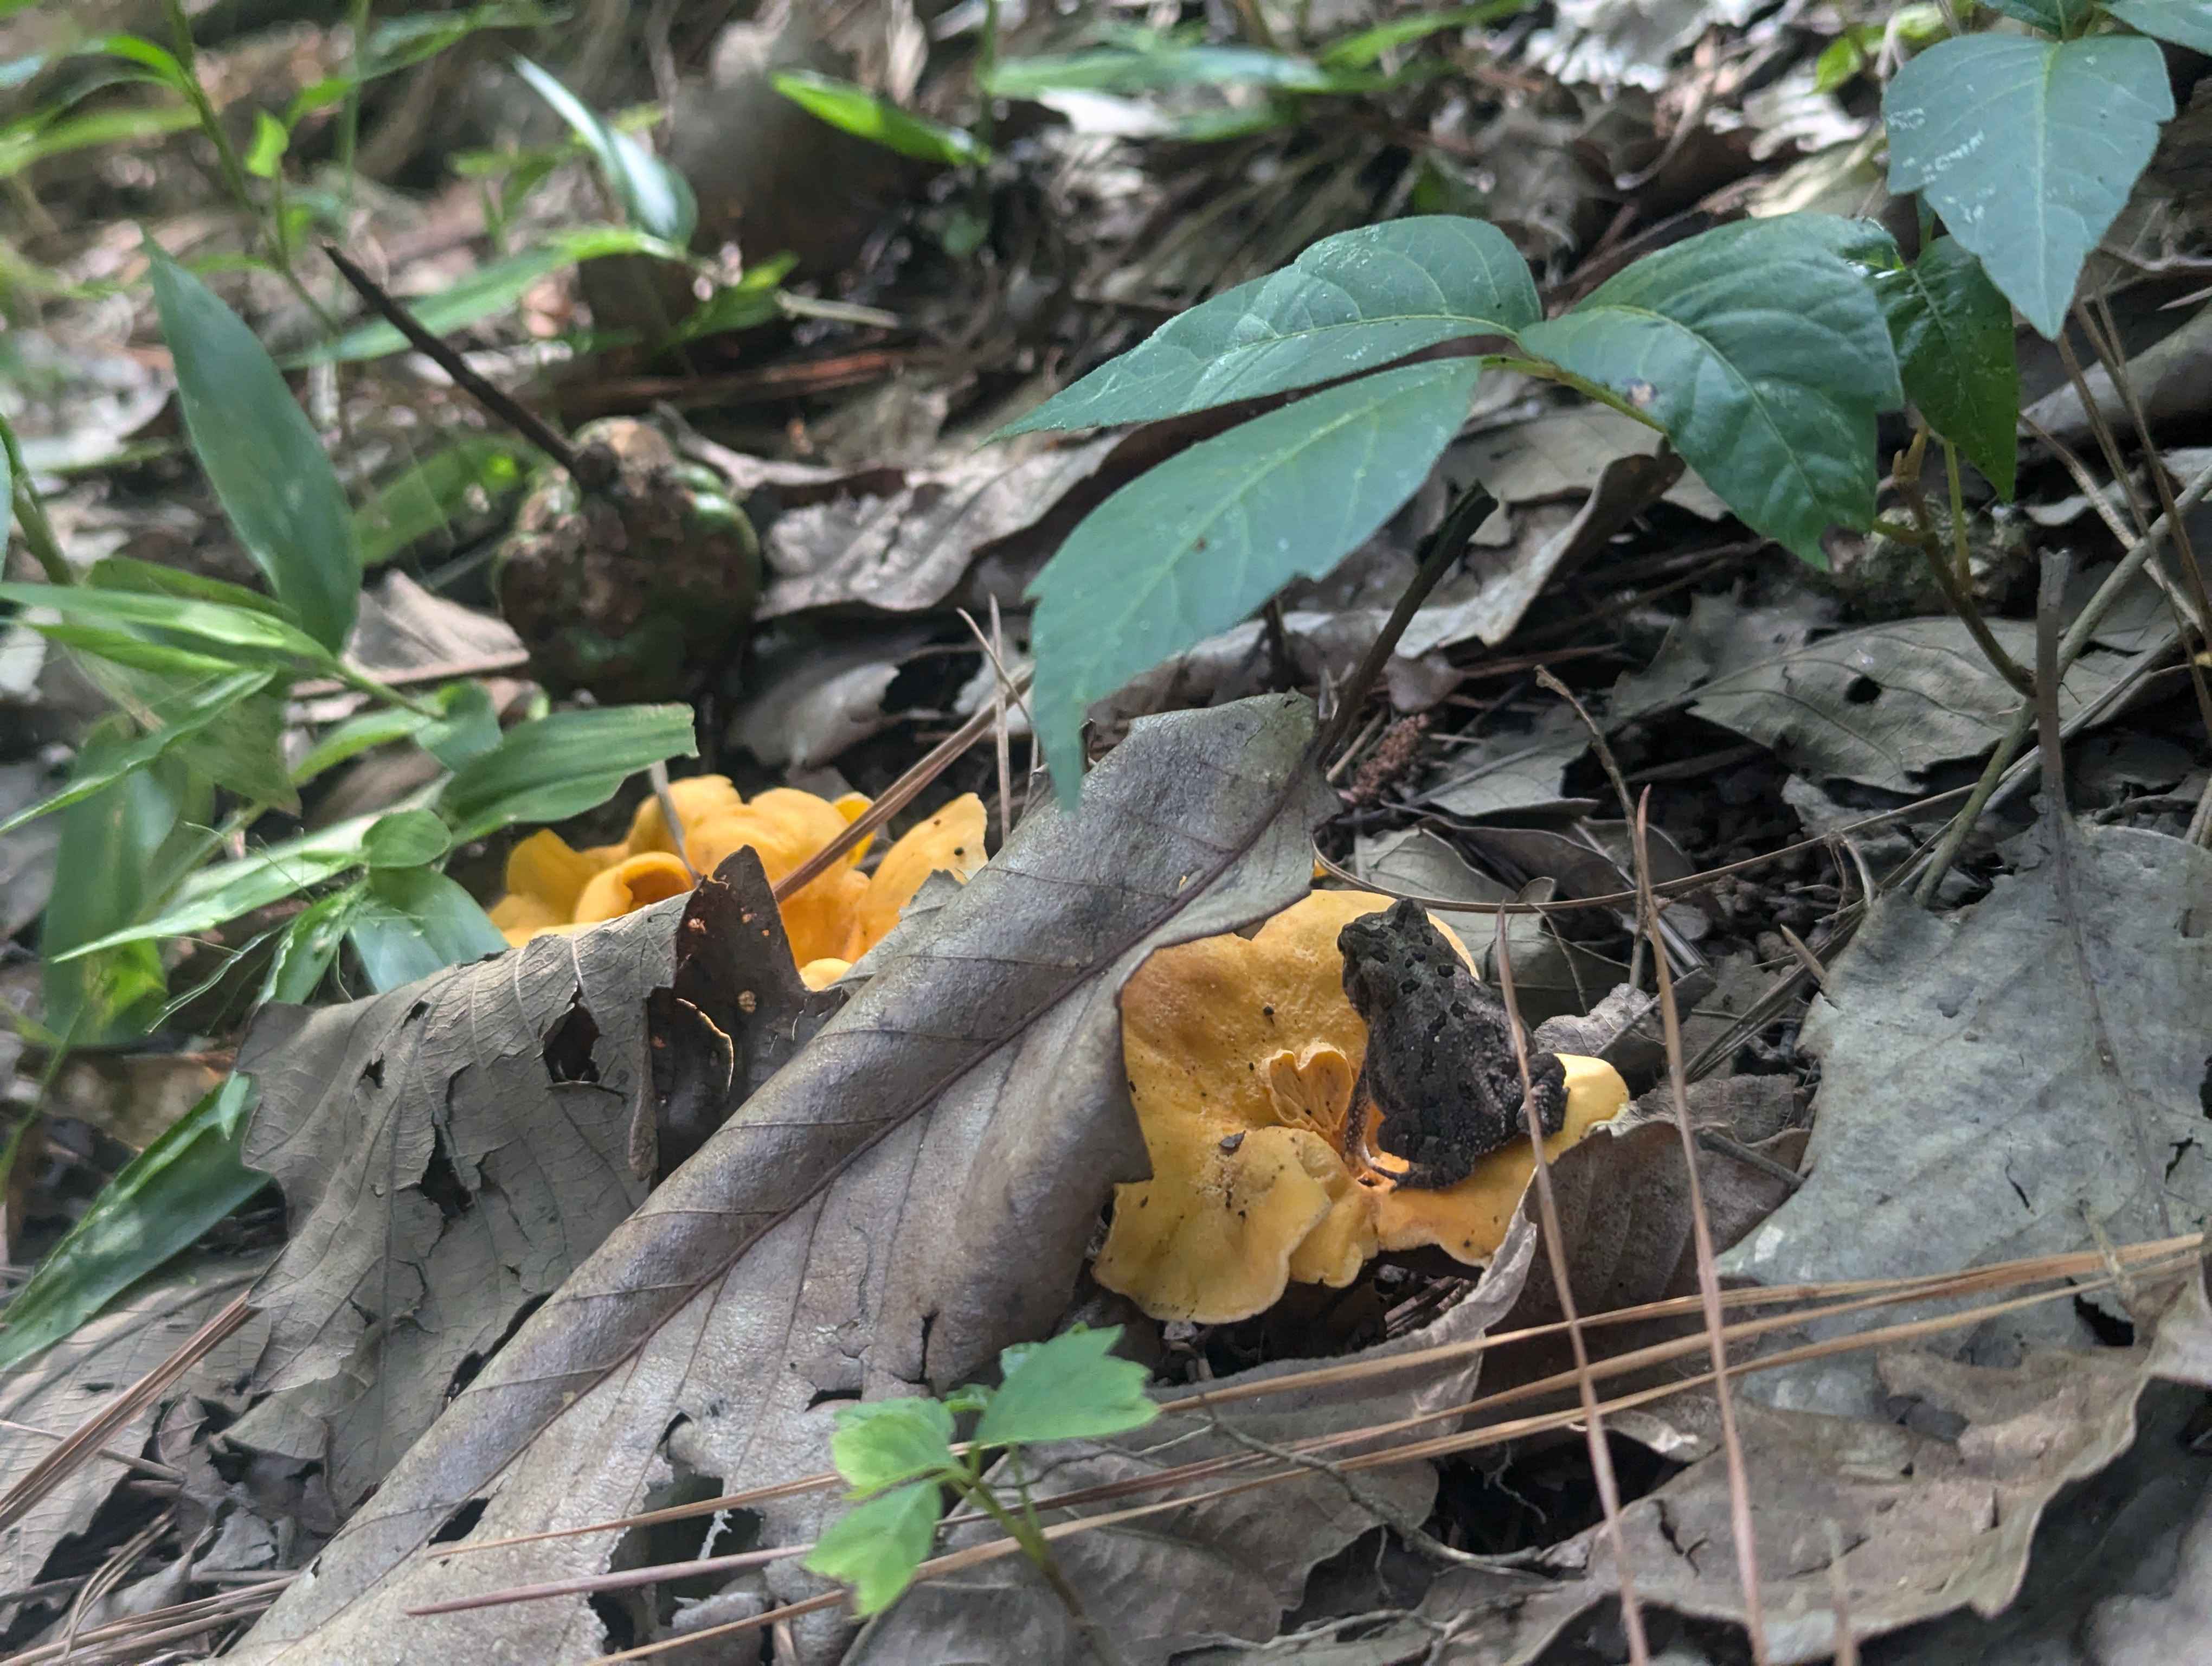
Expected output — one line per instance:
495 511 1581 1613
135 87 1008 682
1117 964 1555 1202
493 418 760 703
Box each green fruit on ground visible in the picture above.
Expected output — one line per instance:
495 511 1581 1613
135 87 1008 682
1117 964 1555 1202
493 418 761 703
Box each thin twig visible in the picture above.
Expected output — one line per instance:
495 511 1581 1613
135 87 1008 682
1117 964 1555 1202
322 243 582 476
648 762 699 882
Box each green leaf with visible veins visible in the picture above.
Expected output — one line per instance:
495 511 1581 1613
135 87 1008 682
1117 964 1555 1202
1000 216 1534 436
147 244 362 653
806 1481 945 1617
1025 357 1481 803
1870 236 2020 497
976 1326 1157 1449
436 704 698 840
1519 214 1902 564
829 1398 958 1494
1885 34 2171 341
2107 0 2212 52
348 868 506 990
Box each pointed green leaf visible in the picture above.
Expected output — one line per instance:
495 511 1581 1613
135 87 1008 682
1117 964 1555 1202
514 57 695 244
0 580 332 666
1984 0 2097 31
1519 214 1901 563
436 703 697 840
291 704 435 784
771 71 988 166
0 669 270 837
362 808 452 869
988 42 1339 96
1870 236 2020 497
1885 34 2171 341
39 741 185 1043
347 868 506 990
55 814 385 959
85 554 293 616
829 1398 958 1494
2108 0 2212 50
146 245 362 652
419 680 504 767
806 1482 944 1617
300 227 687 365
1026 358 1480 802
174 688 297 811
1002 216 1535 435
975 1327 1157 1449
0 1074 263 1371
262 885 366 1003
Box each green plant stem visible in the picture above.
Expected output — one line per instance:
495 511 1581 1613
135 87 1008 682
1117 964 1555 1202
0 415 73 585
1486 355 1666 433
950 1471 1124 1666
339 0 374 204
1885 435 2033 696
333 663 444 720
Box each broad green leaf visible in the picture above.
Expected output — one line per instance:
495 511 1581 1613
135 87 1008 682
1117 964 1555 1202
0 669 271 837
355 436 533 566
1026 358 1481 800
40 741 185 1043
1519 214 1902 563
1984 0 2097 31
146 246 361 651
245 108 287 177
1318 1 1529 68
173 688 297 810
1001 216 1535 436
0 580 336 667
1885 35 2171 341
437 703 697 840
300 226 689 364
1870 236 2020 497
363 808 452 869
2108 0 2212 51
57 813 384 959
672 253 798 343
262 885 366 1003
989 42 1340 96
976 1326 1157 1448
806 1482 944 1617
347 867 506 990
770 72 988 166
0 1074 264 1371
514 56 695 244
829 1398 958 1493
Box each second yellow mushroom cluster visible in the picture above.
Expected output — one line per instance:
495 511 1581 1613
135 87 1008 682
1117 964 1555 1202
490 775 987 988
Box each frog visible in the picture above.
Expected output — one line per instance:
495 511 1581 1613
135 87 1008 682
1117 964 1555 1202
1337 898 1568 1189
493 416 760 704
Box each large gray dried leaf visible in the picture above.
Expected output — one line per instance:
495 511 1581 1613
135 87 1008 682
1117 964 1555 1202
345 571 525 681
757 437 1121 620
1651 616 2143 791
1418 704 1599 821
851 1225 1538 1664
1609 591 1834 725
1722 826 2212 1417
222 905 676 1506
1 1252 269 1597
225 694 1334 1663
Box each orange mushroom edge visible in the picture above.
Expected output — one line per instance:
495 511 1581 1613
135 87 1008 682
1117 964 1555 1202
1092 889 1630 1324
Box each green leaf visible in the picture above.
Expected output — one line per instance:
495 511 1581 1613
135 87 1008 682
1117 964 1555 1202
436 704 697 840
806 1482 944 1617
975 1326 1158 1449
829 1398 959 1493
1870 236 2020 497
56 813 385 959
1000 216 1535 437
0 580 336 668
0 1074 264 1372
291 705 434 784
672 254 798 343
40 741 185 1044
245 108 288 177
347 867 506 990
0 100 198 181
769 71 988 166
1984 0 2097 31
1317 1 1530 69
1518 214 1901 563
0 669 270 837
175 688 297 811
363 808 452 869
989 42 1339 96
419 680 504 767
1026 358 1480 802
356 436 533 565
145 244 361 652
300 226 689 364
80 32 193 93
1885 34 2172 341
514 56 695 244
262 885 365 1003
85 554 293 616
2108 0 2212 51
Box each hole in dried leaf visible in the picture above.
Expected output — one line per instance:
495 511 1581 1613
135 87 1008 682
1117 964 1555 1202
807 1387 861 1412
2074 1293 2137 1348
428 1498 487 1546
543 993 602 1085
1844 675 1882 704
